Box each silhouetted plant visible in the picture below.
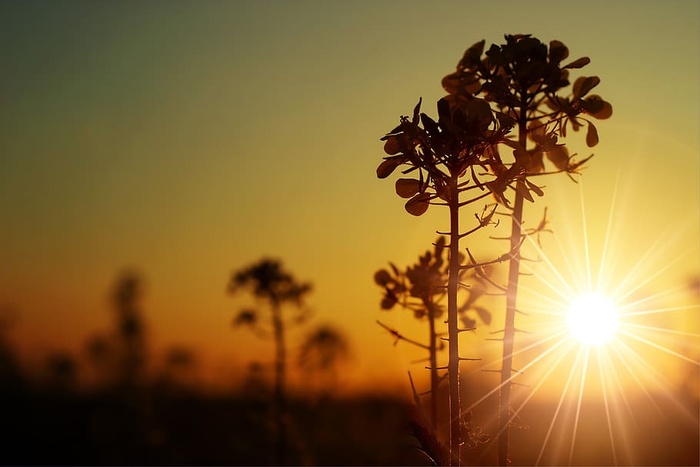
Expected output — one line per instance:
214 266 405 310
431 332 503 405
157 345 199 394
298 324 350 397
228 258 312 465
378 34 611 465
0 306 24 394
378 89 514 464
441 34 612 465
44 352 78 392
242 360 269 399
84 332 118 389
375 236 492 435
112 269 148 390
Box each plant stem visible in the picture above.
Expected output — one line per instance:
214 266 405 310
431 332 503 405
272 301 286 465
498 183 523 466
497 112 528 466
447 175 462 466
428 306 438 432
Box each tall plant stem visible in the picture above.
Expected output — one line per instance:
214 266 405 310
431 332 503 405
497 114 527 466
271 301 287 465
447 175 462 466
428 309 439 432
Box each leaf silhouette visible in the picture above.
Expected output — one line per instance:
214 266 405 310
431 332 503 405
563 56 590 69
527 149 545 174
514 181 535 203
583 95 613 119
573 76 600 99
525 179 544 197
412 97 422 124
381 295 397 310
233 309 257 327
383 136 402 155
405 193 431 216
434 236 446 258
474 306 491 325
546 145 569 170
586 121 599 147
460 314 476 330
374 269 392 286
389 262 400 276
395 178 421 198
462 39 486 66
421 113 439 135
549 40 569 63
377 157 402 179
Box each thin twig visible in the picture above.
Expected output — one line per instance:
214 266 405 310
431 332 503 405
376 320 430 350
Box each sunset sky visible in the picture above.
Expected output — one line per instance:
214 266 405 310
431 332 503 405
0 0 698 396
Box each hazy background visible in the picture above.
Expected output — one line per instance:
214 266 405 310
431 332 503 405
0 0 698 396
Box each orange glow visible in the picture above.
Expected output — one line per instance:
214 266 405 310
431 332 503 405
0 1 698 464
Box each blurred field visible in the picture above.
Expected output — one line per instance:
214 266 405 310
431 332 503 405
0 364 696 465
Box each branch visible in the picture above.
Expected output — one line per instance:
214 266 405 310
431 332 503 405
439 327 475 339
488 327 531 335
485 290 507 296
492 210 514 217
523 206 553 247
457 221 489 239
458 190 493 208
523 154 595 179
478 274 508 293
469 261 508 292
454 204 499 239
458 183 492 192
408 371 423 408
525 112 569 132
459 238 525 271
376 320 430 350
519 256 541 263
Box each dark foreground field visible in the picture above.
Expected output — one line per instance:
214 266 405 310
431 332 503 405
0 380 697 465
0 386 427 465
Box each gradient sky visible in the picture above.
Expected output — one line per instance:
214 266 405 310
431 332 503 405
1 0 698 393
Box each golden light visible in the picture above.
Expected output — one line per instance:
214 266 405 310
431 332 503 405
477 164 700 465
566 292 619 346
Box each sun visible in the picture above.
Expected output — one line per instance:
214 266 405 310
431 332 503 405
566 292 619 346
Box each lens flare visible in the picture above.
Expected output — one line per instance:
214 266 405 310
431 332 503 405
479 161 700 465
566 292 619 346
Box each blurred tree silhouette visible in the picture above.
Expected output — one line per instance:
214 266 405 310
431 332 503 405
44 352 78 393
155 345 199 395
241 360 270 399
108 269 162 460
84 332 118 389
442 34 611 465
0 306 24 395
112 269 148 390
298 324 350 398
229 258 312 465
